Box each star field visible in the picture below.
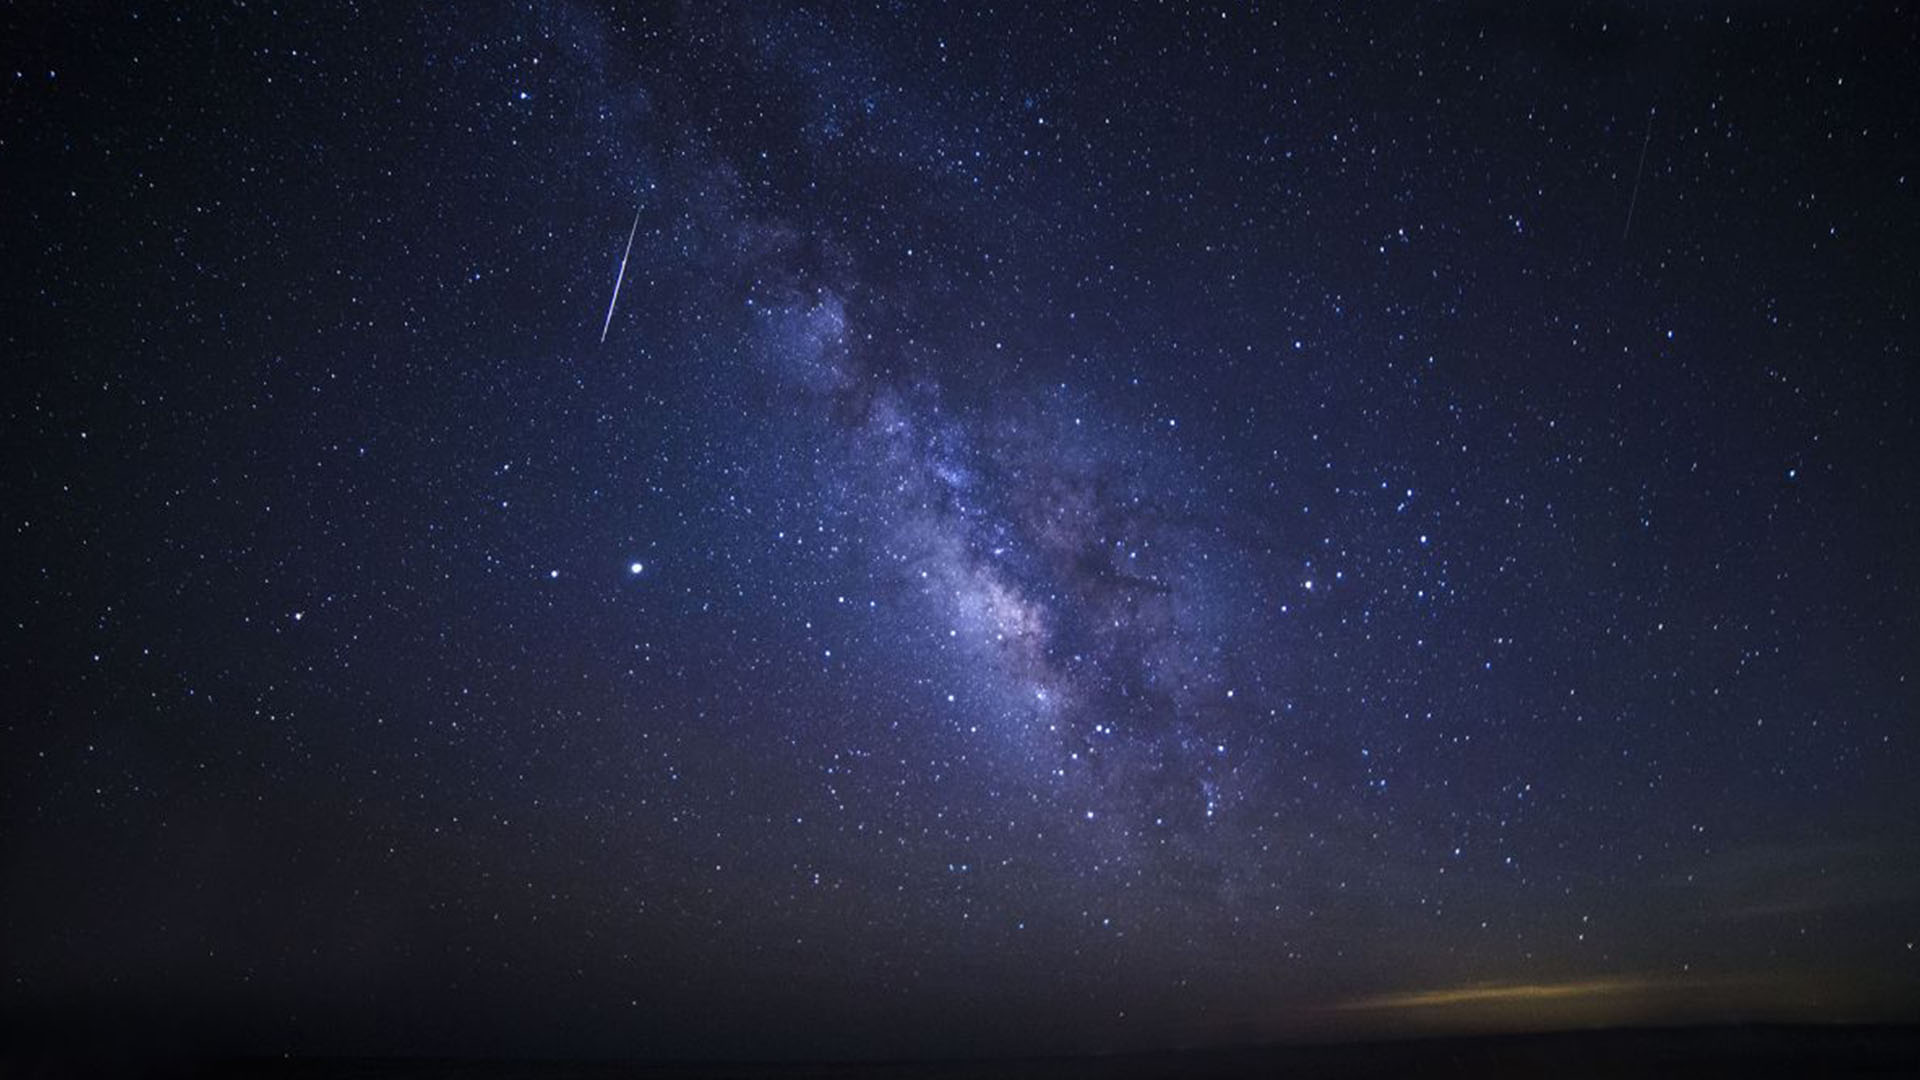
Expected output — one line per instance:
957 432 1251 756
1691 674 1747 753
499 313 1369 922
5 0 1919 1063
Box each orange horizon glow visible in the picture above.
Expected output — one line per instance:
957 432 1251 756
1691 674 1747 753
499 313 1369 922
1336 975 1679 1011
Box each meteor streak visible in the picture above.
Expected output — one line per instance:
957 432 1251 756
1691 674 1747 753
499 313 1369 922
600 208 640 343
1622 108 1654 244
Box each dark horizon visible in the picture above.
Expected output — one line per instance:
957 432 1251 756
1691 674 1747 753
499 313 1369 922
5 0 1918 1066
8 1022 1920 1079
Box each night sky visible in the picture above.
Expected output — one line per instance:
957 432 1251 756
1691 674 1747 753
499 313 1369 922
6 0 1920 1064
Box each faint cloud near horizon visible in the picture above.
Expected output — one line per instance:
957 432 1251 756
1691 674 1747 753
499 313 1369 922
1321 970 1880 1035
1335 975 1678 1012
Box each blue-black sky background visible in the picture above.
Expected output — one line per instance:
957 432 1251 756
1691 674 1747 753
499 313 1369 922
5 0 1919 1062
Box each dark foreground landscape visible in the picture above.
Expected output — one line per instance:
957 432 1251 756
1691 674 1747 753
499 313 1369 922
12 1026 1917 1080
